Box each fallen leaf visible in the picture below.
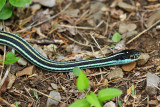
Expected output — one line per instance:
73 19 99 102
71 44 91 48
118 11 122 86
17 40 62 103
147 9 160 27
32 0 56 7
33 44 47 58
64 9 79 17
117 1 136 12
127 85 132 95
7 73 16 89
119 23 137 34
122 61 136 72
16 66 34 77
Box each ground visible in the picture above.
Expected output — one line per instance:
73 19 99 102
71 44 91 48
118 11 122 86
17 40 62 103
0 0 160 107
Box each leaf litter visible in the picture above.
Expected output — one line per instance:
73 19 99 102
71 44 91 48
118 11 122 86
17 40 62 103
1 0 160 107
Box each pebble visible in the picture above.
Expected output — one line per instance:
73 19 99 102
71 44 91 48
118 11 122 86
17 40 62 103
47 91 61 106
103 101 116 107
51 83 58 90
137 53 150 66
17 58 27 66
146 72 160 95
107 68 124 80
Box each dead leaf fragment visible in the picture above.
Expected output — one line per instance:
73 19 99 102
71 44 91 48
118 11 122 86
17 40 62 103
33 44 47 58
64 9 80 17
127 85 132 95
16 66 34 77
7 73 16 89
117 2 136 12
119 23 137 34
32 0 56 7
122 61 136 72
147 9 160 27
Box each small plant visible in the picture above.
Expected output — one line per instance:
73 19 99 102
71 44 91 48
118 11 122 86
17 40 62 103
70 67 122 107
111 32 122 48
15 102 18 107
0 0 32 20
0 52 20 64
112 32 121 43
34 90 39 99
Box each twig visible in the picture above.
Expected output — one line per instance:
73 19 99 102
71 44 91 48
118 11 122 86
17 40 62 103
25 38 64 45
0 63 11 89
58 25 96 30
90 20 105 56
0 96 15 107
17 3 71 32
30 88 66 104
62 33 91 47
126 19 160 44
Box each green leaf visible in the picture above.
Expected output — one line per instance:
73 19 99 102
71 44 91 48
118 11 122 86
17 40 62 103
112 32 121 42
132 84 135 95
69 98 90 107
52 46 56 55
110 44 115 48
86 92 101 107
98 88 122 102
0 4 12 20
77 71 89 91
118 100 122 107
15 102 18 107
4 52 20 64
53 22 58 29
73 67 82 76
34 90 38 99
0 0 6 11
9 0 31 7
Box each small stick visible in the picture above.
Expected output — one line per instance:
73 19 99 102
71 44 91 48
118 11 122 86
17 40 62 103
126 19 160 44
62 34 91 47
58 25 95 30
0 96 15 107
31 88 66 104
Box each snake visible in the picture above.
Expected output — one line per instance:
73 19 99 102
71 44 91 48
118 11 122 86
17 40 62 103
0 31 141 72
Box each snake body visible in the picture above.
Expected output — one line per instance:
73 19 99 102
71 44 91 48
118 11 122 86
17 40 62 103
0 31 141 72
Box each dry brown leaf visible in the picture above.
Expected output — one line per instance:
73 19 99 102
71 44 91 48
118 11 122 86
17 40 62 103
7 73 16 89
127 85 132 95
122 61 136 72
117 1 136 12
144 4 160 9
16 66 34 77
32 0 56 7
0 77 9 95
147 9 160 27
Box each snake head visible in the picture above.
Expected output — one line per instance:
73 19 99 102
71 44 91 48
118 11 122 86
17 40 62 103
120 49 142 61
